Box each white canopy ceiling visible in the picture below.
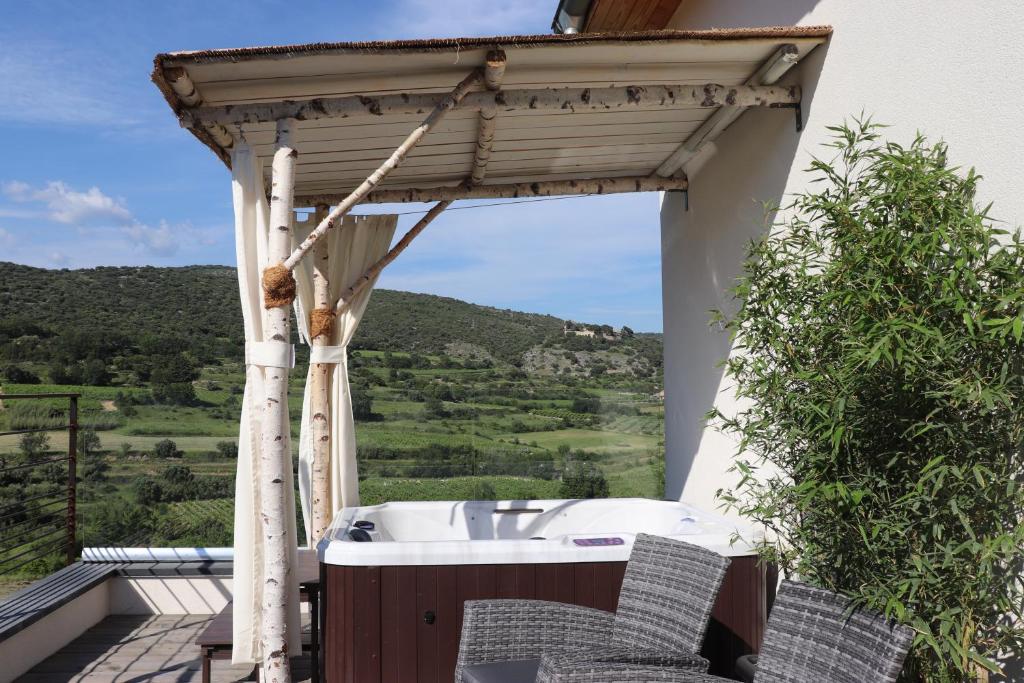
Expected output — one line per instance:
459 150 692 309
154 28 829 205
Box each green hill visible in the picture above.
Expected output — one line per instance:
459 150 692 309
0 262 661 377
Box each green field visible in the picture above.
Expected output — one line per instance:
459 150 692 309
1 263 665 588
1 347 664 573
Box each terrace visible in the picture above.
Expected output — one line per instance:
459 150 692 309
0 19 833 683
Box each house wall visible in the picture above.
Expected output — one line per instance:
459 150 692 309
108 576 233 615
659 0 1024 507
0 581 110 682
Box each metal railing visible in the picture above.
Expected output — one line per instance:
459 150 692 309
0 393 79 574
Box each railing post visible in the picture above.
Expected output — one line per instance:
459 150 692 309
66 395 78 567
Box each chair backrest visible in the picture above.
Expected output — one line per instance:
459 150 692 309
755 581 915 683
611 533 731 655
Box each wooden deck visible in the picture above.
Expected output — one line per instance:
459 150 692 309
15 615 313 682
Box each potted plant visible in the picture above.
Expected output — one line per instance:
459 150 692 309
713 119 1024 682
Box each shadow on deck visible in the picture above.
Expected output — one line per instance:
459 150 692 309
14 614 313 683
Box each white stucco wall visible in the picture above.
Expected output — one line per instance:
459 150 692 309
660 1 1024 509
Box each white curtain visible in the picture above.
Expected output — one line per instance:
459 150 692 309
230 142 302 666
293 214 397 545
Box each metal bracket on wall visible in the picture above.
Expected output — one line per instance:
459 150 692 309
668 189 689 212
771 102 803 132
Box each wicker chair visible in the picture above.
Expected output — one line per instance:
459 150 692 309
455 533 732 683
533 580 916 683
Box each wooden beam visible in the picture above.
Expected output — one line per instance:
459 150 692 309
653 45 800 177
296 175 687 205
334 201 451 316
188 83 800 128
281 69 483 271
260 118 298 683
471 51 506 186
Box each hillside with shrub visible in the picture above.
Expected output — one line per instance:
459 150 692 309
0 262 661 378
0 262 664 587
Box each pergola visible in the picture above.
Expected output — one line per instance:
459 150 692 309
153 26 828 681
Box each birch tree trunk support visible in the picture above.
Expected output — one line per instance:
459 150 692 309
190 83 800 128
280 69 483 272
162 67 234 150
653 44 800 177
471 51 507 185
309 204 332 544
296 175 688 206
334 201 451 316
260 119 297 683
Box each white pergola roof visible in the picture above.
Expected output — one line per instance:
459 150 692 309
153 28 829 204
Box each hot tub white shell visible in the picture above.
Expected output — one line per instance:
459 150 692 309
319 498 760 566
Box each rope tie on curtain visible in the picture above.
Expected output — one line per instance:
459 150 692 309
310 307 335 339
262 263 296 308
245 341 295 368
309 346 346 364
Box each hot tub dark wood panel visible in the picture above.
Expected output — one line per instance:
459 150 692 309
322 557 766 683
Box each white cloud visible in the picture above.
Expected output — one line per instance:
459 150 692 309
4 180 132 225
123 221 178 257
0 179 227 262
0 227 14 248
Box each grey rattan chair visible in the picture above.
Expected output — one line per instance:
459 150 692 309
455 533 731 683
532 580 916 683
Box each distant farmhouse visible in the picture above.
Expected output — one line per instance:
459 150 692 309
562 321 634 341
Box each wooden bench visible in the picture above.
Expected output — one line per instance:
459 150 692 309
197 580 320 683
0 561 123 642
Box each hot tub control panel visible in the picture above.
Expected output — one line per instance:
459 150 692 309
572 536 625 547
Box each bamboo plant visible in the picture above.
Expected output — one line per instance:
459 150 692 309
713 118 1024 682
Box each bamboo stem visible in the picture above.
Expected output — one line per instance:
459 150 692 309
260 118 297 683
309 204 332 545
281 69 483 272
334 201 451 316
192 83 801 127
297 175 687 206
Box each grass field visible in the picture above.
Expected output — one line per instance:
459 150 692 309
1 347 664 562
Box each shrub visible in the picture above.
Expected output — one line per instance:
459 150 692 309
714 119 1024 681
77 427 101 457
3 364 40 384
350 385 374 421
152 381 196 405
559 461 609 499
153 438 182 459
18 431 49 457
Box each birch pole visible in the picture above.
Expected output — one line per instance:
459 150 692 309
281 68 483 272
297 175 689 206
309 204 332 544
470 50 506 185
260 118 297 683
334 200 451 316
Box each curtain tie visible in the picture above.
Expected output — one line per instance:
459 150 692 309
245 341 295 368
309 346 346 364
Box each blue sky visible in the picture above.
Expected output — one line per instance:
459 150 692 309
0 1 664 331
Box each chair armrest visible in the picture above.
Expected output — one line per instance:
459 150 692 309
455 600 614 680
537 647 710 682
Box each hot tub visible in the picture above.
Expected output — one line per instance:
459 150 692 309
318 499 772 682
